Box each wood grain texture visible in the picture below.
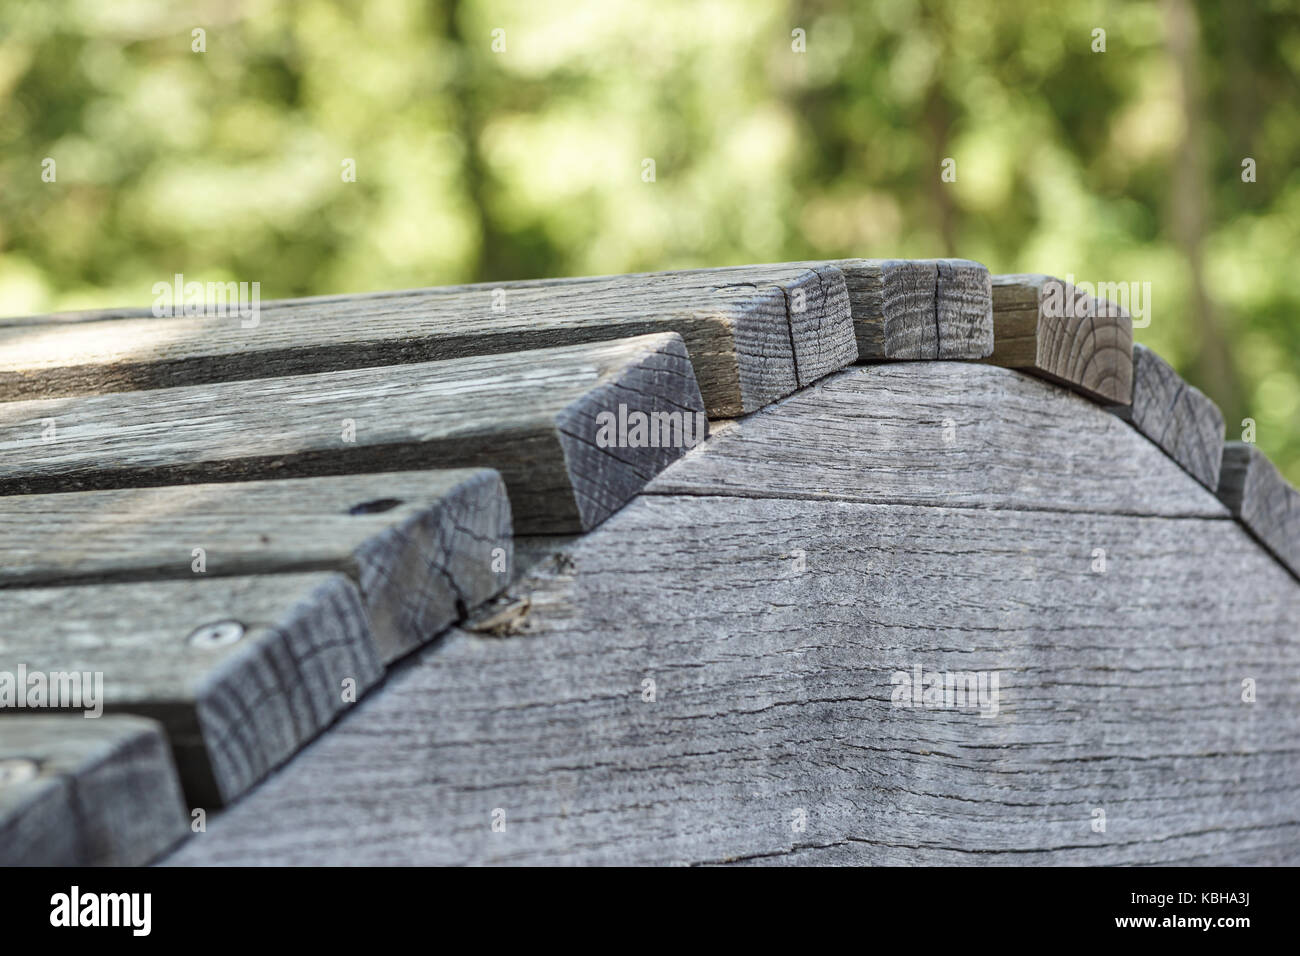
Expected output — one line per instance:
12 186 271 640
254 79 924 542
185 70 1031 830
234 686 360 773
987 274 1134 405
0 572 383 806
0 305 155 327
824 258 993 360
1218 441 1300 581
0 715 188 866
0 469 512 663
934 259 994 358
0 264 855 418
164 492 1300 866
1114 344 1225 491
0 333 706 533
646 363 1228 518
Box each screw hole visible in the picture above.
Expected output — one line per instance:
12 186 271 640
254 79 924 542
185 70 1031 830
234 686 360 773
348 498 403 515
187 620 245 648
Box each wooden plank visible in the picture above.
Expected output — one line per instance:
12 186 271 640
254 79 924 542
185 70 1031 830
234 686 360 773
0 305 154 327
0 264 855 418
0 572 383 806
1218 441 1300 580
986 274 1133 404
0 469 512 664
0 715 188 866
1113 344 1225 490
646 363 1227 518
826 258 993 360
163 492 1300 866
0 333 705 533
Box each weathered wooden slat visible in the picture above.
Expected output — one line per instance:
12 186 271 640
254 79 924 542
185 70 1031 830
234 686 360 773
826 258 993 360
0 333 705 533
0 469 511 664
0 572 383 806
647 363 1227 517
1218 441 1300 580
0 305 154 327
986 274 1133 404
0 715 188 866
163 492 1300 866
1113 344 1225 490
0 265 855 417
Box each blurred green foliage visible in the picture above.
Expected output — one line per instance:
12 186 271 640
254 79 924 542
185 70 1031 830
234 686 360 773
2 0 1298 479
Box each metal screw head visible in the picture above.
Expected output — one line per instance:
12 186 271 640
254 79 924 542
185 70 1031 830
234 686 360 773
0 758 39 788
187 620 245 649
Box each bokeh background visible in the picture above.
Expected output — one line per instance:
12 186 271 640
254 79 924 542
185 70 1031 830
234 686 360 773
2 0 1298 479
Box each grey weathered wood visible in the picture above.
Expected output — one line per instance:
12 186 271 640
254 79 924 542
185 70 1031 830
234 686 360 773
817 258 992 360
0 305 155 327
0 572 383 806
1218 441 1300 580
1113 344 1225 490
647 363 1226 517
934 259 994 357
0 469 512 663
987 274 1133 404
0 715 188 866
163 363 1300 866
0 264 855 417
163 497 1300 866
0 333 705 533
